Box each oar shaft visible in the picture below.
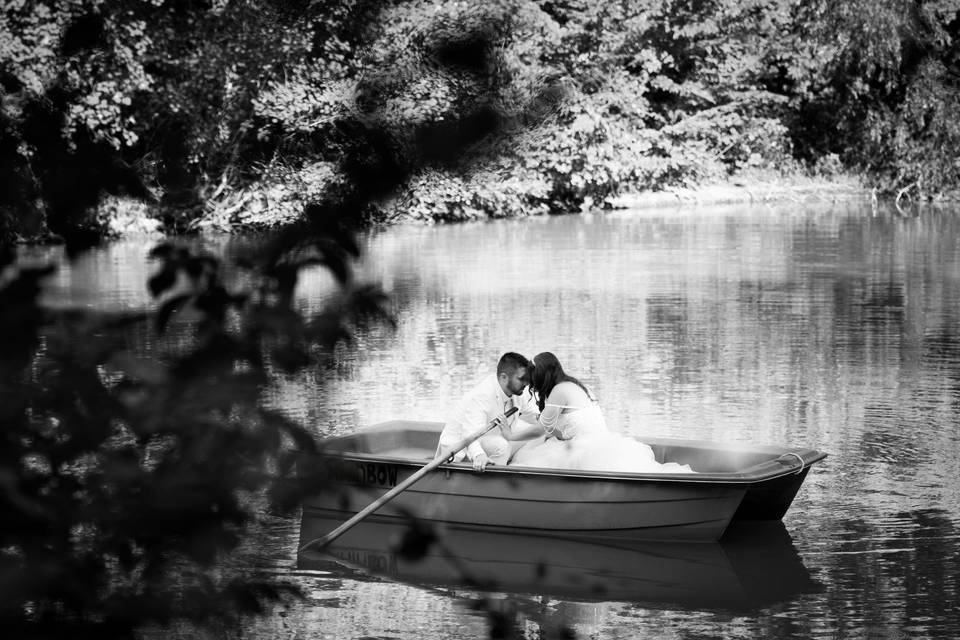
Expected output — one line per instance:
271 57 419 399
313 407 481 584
309 407 518 549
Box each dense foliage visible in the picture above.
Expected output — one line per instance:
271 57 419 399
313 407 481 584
0 223 397 637
777 0 960 196
0 3 546 636
2 0 959 241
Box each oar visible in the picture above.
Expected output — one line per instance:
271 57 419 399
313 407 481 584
300 406 518 551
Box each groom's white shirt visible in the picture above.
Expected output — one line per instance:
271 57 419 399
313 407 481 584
439 374 539 462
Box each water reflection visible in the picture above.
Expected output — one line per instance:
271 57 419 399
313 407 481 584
25 203 960 638
297 517 818 612
792 509 960 639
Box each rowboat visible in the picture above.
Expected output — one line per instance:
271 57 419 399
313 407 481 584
296 516 819 609
302 420 827 543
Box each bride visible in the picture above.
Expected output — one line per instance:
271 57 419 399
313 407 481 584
504 353 693 474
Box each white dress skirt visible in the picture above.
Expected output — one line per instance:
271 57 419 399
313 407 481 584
509 404 694 474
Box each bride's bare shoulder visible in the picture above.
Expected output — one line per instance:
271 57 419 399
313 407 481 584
550 381 591 404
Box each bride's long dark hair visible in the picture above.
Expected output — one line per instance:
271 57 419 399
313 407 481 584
530 352 592 411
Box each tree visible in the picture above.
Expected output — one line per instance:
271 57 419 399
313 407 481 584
1 2 566 637
763 0 960 194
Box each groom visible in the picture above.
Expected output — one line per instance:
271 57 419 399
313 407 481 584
436 352 540 472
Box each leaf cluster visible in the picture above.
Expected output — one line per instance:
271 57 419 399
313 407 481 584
0 221 395 637
1 4 555 636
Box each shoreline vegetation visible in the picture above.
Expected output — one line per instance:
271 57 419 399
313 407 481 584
4 2 960 244
607 180 870 210
95 175 877 238
94 168 912 238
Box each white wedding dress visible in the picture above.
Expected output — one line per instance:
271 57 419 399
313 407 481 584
509 403 694 474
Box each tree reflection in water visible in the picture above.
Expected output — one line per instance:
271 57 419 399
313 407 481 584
795 509 960 640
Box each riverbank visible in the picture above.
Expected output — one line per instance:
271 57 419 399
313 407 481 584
92 172 871 238
607 179 869 210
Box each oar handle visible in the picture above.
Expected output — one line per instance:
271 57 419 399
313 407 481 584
302 406 518 551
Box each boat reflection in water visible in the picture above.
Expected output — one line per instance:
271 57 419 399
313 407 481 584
297 514 819 611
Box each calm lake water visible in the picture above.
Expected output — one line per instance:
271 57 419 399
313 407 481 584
26 202 960 639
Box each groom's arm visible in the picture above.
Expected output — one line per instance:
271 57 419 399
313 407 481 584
437 396 479 461
500 421 544 441
498 390 543 440
457 397 490 460
436 418 465 461
516 389 540 425
501 392 543 441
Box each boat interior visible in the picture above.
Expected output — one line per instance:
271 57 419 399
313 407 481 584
320 420 825 476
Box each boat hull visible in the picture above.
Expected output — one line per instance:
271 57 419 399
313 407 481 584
302 420 826 542
305 464 746 541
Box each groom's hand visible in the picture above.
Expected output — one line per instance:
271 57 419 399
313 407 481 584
472 453 490 472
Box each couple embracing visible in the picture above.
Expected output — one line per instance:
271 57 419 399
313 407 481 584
436 352 693 474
